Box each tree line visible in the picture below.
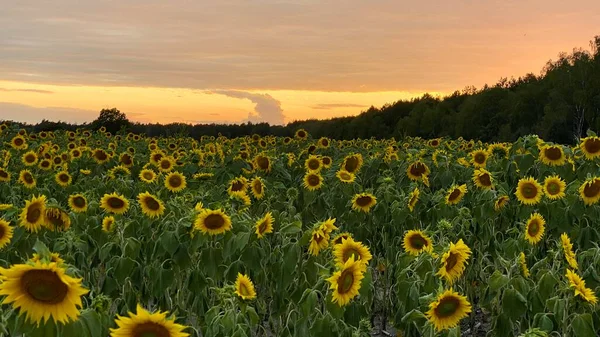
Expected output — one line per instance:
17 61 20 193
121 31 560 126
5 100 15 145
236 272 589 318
4 36 600 144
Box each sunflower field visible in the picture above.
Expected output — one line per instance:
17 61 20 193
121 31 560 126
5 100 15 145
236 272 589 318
1 122 600 337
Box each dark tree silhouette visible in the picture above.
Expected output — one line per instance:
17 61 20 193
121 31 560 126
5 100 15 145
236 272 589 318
92 108 131 134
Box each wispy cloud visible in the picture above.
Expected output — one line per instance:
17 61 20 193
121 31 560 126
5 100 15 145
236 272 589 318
209 90 285 125
0 102 98 124
311 103 368 110
0 88 54 94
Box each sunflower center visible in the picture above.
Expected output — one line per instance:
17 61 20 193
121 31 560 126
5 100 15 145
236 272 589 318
340 172 351 180
25 154 35 163
445 252 459 271
528 220 540 236
239 283 251 296
24 173 34 184
434 296 460 318
169 175 182 188
297 131 306 138
132 322 170 337
144 197 161 211
344 157 359 173
322 157 331 165
152 153 163 162
107 197 125 209
121 156 132 165
448 189 461 202
547 182 560 195
95 151 107 161
308 159 320 170
307 174 321 186
14 138 24 146
583 180 600 198
584 138 600 154
160 160 171 170
59 174 69 183
0 225 4 239
409 235 426 249
544 147 562 160
343 248 360 262
73 196 86 208
337 269 355 294
474 153 486 164
41 161 50 168
256 157 269 170
313 233 324 243
231 181 245 192
21 270 68 304
26 204 42 223
204 214 225 229
46 209 67 229
53 157 62 165
258 220 269 234
409 163 426 177
521 183 538 198
0 170 8 178
253 182 263 194
355 196 373 207
143 172 154 180
478 173 492 186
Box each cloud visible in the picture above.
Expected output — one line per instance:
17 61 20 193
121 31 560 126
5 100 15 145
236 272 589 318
0 88 54 94
311 103 368 110
209 90 285 125
0 102 99 124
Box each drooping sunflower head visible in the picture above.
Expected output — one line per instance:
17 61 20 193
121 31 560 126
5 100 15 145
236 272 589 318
515 177 543 205
579 136 600 160
137 192 165 218
333 237 373 267
0 219 14 249
303 172 323 191
19 195 47 233
326 256 366 307
425 289 472 332
234 273 257 300
30 252 65 265
43 207 71 231
250 177 265 199
445 184 467 205
100 193 130 214
494 195 510 211
342 154 363 174
102 216 116 233
0 261 89 325
255 212 274 238
519 252 530 277
543 175 566 200
539 145 566 166
524 212 545 245
109 304 190 337
579 177 600 206
68 194 88 213
437 239 472 284
19 169 36 189
55 171 72 187
336 169 355 183
407 187 420 212
194 209 232 236
305 155 322 172
560 233 579 270
406 161 430 181
472 168 493 190
351 193 377 213
565 269 598 305
402 230 433 256
308 228 329 256
164 171 187 193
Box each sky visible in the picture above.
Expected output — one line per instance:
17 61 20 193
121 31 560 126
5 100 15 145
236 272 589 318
0 1 599 125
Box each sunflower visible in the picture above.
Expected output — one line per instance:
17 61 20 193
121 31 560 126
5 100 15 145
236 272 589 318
426 289 472 332
543 175 566 200
55 171 72 187
0 261 89 324
164 172 187 193
119 153 134 168
303 172 323 191
524 212 545 245
193 172 214 180
407 187 420 212
333 237 372 267
437 239 472 284
342 154 363 174
565 269 597 305
249 177 266 199
37 158 52 171
0 167 10 182
234 273 257 300
254 154 272 173
560 233 578 270
43 207 71 231
0 219 14 249
308 228 329 256
227 177 248 195
92 149 110 164
22 151 38 166
18 169 36 189
332 232 353 245
351 193 377 213
80 169 91 175
295 129 308 140
406 161 430 181
336 169 355 183
318 137 330 148
539 145 566 166
579 177 600 205
194 209 232 235
30 252 64 265
445 184 467 205
0 204 14 211
472 168 493 190
255 212 274 238
102 216 116 233
305 155 322 172
326 256 366 306
321 156 332 168
68 194 88 213
519 252 530 278
10 135 27 150
579 136 600 160
138 192 165 218
139 169 157 183
515 177 543 205
19 195 47 232
157 156 175 172
469 149 489 168
70 148 82 160
494 195 509 211
403 230 433 256
110 304 189 337
100 193 130 214
108 165 131 180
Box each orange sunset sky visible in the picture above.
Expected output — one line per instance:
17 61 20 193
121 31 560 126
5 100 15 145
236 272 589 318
1 1 599 125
